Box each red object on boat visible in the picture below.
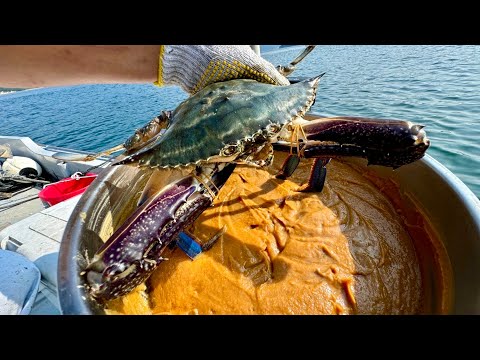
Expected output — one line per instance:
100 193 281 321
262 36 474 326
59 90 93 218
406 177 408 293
38 172 97 206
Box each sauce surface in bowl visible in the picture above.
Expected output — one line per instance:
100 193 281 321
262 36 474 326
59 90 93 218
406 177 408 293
106 153 452 315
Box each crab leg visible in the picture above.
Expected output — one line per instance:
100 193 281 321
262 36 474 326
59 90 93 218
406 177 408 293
276 154 301 180
277 45 316 77
52 111 172 162
52 144 125 162
298 158 331 192
276 155 331 192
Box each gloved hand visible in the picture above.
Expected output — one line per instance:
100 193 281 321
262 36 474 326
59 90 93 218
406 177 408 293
154 45 290 94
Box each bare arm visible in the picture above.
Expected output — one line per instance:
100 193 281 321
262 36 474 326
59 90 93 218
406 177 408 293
0 45 160 88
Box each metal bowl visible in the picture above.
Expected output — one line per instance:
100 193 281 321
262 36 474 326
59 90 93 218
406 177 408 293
57 153 480 315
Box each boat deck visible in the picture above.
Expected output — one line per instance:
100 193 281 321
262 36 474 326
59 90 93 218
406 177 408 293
0 136 112 314
0 191 81 314
0 187 45 231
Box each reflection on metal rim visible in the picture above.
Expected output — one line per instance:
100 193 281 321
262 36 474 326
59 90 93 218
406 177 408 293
381 153 480 314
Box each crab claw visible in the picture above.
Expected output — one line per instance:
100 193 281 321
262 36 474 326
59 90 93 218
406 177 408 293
302 116 430 168
83 163 236 302
274 116 430 169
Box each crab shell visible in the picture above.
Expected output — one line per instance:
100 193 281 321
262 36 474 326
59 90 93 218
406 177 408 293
114 77 321 168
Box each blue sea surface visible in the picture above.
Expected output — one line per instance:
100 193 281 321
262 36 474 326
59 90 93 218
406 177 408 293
1 45 479 196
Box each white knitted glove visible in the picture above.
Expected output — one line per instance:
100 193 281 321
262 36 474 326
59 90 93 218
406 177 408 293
154 45 290 94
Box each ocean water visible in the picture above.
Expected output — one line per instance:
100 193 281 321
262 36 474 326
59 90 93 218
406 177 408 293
1 45 479 197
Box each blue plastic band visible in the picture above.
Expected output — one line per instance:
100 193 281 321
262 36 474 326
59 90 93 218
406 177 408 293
177 232 203 260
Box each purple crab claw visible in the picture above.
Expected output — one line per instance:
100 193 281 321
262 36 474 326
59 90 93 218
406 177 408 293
273 116 430 190
83 163 236 302
300 116 430 168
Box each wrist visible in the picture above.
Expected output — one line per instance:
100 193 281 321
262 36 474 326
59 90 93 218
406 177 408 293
154 45 206 93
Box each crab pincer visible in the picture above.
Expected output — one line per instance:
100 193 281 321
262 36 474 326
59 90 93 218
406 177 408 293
83 163 236 302
272 116 430 191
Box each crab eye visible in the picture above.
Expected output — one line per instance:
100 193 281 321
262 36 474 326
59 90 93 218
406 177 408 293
222 145 237 156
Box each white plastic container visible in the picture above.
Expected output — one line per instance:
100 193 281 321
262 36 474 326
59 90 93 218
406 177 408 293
2 156 43 180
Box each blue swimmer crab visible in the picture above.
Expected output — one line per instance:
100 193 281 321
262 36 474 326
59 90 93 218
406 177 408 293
64 50 429 302
81 75 321 301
